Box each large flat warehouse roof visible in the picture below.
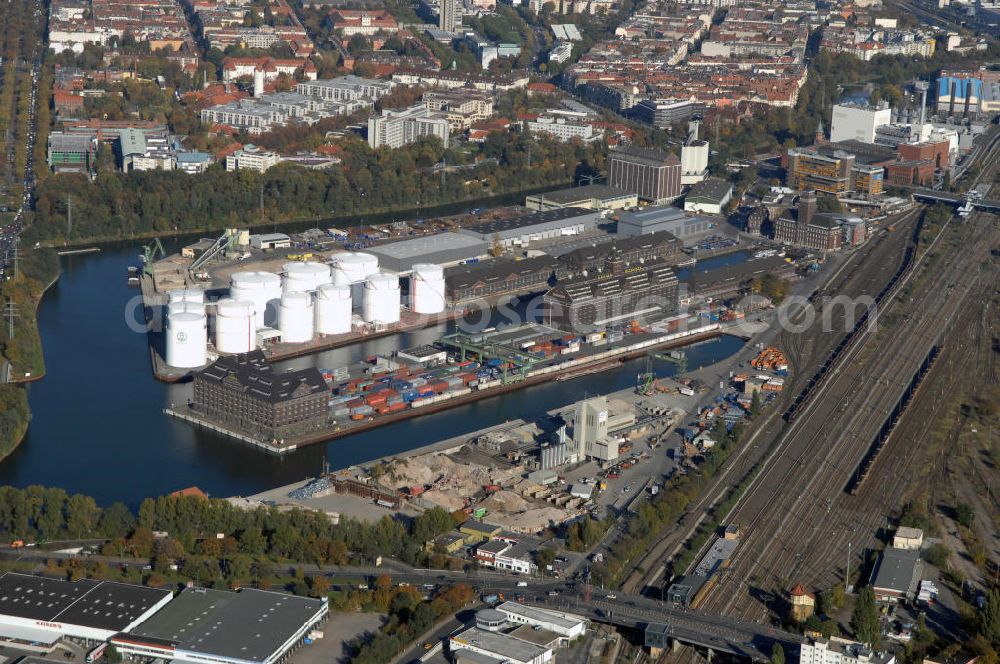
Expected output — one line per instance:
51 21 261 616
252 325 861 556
0 573 172 631
128 587 326 664
460 208 597 237
366 232 488 271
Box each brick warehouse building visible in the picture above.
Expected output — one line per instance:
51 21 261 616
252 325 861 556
192 351 328 440
607 145 682 203
773 190 843 252
543 256 679 331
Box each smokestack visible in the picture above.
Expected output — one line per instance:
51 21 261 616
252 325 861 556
253 69 264 98
916 81 929 125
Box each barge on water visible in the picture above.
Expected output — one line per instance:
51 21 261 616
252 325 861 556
166 320 724 454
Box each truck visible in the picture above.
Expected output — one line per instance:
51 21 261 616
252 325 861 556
516 581 528 587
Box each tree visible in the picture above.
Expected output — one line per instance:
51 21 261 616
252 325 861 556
980 589 1000 650
106 645 123 664
956 503 975 529
926 542 950 569
850 586 880 647
816 196 843 213
749 391 761 419
535 546 557 569
770 643 785 664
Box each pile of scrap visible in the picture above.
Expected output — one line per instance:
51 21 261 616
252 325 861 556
750 347 788 372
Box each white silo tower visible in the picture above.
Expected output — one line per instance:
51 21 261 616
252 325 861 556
409 263 446 314
331 252 379 303
283 261 333 293
314 283 352 335
362 272 401 324
166 306 208 368
279 291 314 343
230 271 282 327
214 298 257 354
168 288 205 305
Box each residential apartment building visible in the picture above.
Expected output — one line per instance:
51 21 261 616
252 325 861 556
368 104 451 149
225 144 281 172
422 89 494 130
526 115 600 142
799 637 895 664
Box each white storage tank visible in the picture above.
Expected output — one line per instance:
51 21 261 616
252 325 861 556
314 283 352 335
167 300 204 318
409 263 446 314
331 252 379 302
283 261 333 293
230 271 282 327
214 298 257 353
167 288 205 305
279 291 314 343
166 308 208 368
362 272 401 324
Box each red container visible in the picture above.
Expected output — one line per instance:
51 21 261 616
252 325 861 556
366 394 389 406
387 402 408 413
430 380 449 393
346 398 365 408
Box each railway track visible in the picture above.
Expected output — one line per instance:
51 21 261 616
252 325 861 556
693 207 999 624
618 209 922 596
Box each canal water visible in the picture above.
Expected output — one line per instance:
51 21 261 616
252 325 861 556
0 238 747 508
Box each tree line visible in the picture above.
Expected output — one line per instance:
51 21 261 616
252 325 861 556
31 131 605 244
0 486 462 578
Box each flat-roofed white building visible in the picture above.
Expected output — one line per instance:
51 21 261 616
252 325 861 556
495 602 587 643
449 627 553 664
0 573 173 645
799 636 895 664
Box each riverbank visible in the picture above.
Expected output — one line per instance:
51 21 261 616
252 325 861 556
0 255 61 462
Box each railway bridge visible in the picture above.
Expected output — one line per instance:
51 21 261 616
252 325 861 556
526 592 802 661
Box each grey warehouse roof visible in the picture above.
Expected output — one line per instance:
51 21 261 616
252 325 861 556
0 573 171 630
532 184 633 205
460 208 597 238
367 232 487 266
871 546 921 594
196 351 326 403
685 178 733 205
128 587 326 663
452 627 550 663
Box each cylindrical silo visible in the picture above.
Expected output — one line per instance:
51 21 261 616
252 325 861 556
230 271 282 327
283 261 333 293
331 252 379 303
166 309 208 368
167 300 204 318
314 283 352 335
214 298 257 353
362 272 401 324
279 291 314 343
409 263 446 314
168 288 205 305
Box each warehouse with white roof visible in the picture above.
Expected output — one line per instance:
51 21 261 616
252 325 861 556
112 587 328 664
0 573 172 646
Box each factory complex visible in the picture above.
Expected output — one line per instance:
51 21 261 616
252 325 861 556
0 574 328 664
